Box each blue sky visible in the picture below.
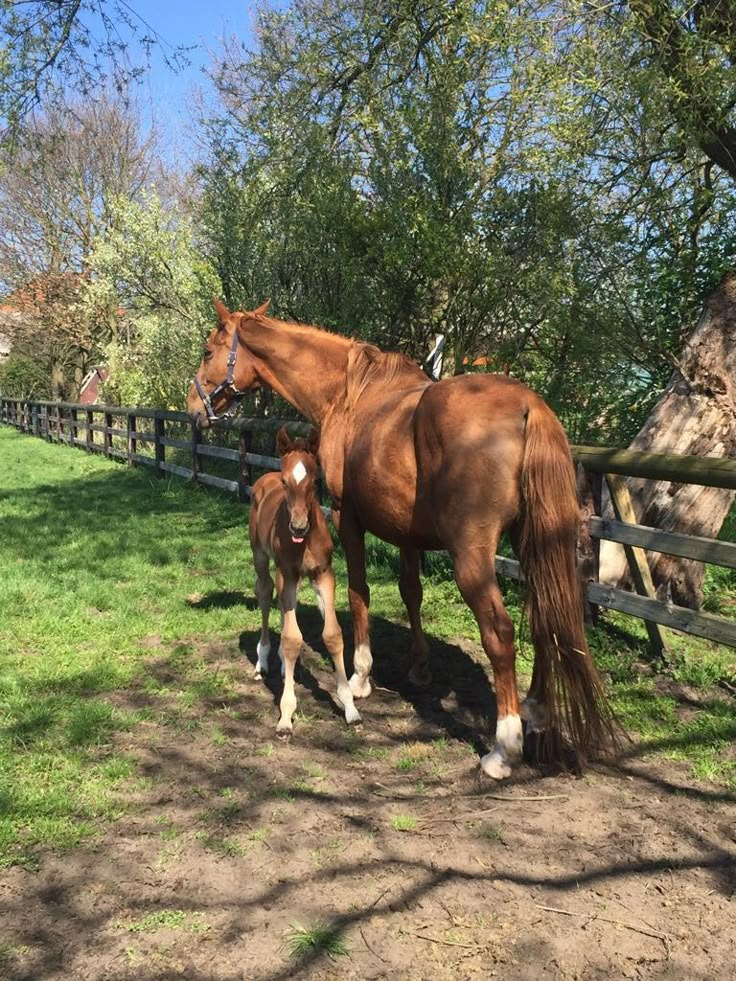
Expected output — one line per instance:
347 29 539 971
120 1 261 159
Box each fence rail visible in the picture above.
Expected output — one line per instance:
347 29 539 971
2 396 736 652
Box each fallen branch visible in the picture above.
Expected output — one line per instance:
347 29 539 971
360 925 388 963
534 904 671 942
412 932 479 950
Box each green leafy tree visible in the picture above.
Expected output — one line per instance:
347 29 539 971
84 191 221 408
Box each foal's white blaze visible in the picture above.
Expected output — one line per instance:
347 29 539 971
292 460 307 485
480 713 523 780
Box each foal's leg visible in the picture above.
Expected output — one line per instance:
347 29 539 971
311 567 361 725
337 512 373 699
399 546 431 686
454 551 522 779
276 573 303 735
253 547 274 680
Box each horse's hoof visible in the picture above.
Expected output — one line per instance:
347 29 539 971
276 724 293 741
480 750 512 780
408 663 432 687
254 667 265 681
349 673 372 698
344 705 362 725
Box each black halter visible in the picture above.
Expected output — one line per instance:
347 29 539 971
194 330 247 423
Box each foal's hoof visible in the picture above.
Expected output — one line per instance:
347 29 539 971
276 723 293 741
408 662 432 687
480 750 512 780
344 704 362 726
348 673 372 699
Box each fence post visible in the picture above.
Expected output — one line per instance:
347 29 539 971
86 408 94 452
56 405 62 443
606 472 668 657
191 420 201 483
154 411 165 476
104 411 112 457
127 412 137 467
70 407 78 447
238 427 251 502
32 403 39 437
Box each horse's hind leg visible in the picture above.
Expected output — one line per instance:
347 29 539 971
276 574 303 735
453 551 522 779
336 510 373 698
311 567 361 725
399 547 431 686
253 547 274 680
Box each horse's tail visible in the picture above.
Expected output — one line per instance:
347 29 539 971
517 398 617 766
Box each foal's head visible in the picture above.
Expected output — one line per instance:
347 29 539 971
187 298 266 429
276 426 320 543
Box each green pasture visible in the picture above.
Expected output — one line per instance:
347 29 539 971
0 426 734 871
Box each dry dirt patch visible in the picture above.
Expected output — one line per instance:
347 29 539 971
1 629 735 981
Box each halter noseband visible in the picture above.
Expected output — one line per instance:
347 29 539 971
194 330 247 423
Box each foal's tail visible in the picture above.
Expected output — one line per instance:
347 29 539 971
517 399 617 766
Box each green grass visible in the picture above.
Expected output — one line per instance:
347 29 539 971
391 814 419 832
284 922 350 962
120 909 208 933
1 426 735 871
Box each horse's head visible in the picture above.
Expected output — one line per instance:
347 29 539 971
187 298 268 429
276 426 320 543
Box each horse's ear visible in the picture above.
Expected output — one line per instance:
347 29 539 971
276 426 292 458
253 299 270 317
213 296 230 328
307 427 320 457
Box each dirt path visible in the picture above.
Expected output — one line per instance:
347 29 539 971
2 623 735 981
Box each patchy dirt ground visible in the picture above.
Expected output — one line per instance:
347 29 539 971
2 609 735 981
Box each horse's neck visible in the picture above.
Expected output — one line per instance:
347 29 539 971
240 318 349 424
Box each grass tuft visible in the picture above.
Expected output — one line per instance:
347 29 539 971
285 922 349 961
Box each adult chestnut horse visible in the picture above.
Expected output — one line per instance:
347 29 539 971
188 300 615 778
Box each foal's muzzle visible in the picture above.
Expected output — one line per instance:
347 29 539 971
289 520 310 543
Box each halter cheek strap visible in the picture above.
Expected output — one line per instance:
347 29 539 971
194 330 247 423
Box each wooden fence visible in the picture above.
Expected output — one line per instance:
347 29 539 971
3 396 736 652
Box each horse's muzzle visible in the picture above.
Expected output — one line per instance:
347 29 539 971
289 521 309 543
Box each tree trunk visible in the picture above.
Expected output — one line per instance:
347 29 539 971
599 271 736 609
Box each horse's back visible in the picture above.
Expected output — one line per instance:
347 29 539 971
413 374 542 542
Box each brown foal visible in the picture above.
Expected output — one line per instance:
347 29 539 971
249 426 360 734
188 300 616 777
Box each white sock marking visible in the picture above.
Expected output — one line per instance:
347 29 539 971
495 713 523 759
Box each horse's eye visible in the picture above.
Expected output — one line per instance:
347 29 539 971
203 348 213 361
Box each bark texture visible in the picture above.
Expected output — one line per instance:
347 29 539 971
599 271 736 608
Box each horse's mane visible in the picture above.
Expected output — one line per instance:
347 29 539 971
247 311 429 408
345 342 429 410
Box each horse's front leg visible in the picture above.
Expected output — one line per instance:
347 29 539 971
399 546 431 687
253 546 274 680
276 572 302 735
337 511 372 699
311 567 361 725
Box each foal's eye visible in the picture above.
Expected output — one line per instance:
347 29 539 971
203 348 213 361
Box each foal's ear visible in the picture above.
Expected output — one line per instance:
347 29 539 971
306 427 320 457
213 296 230 328
276 426 292 458
253 299 270 317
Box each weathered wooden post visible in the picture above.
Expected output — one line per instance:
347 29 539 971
127 412 137 467
104 410 113 458
238 425 251 503
191 420 201 484
86 408 94 452
154 411 166 476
